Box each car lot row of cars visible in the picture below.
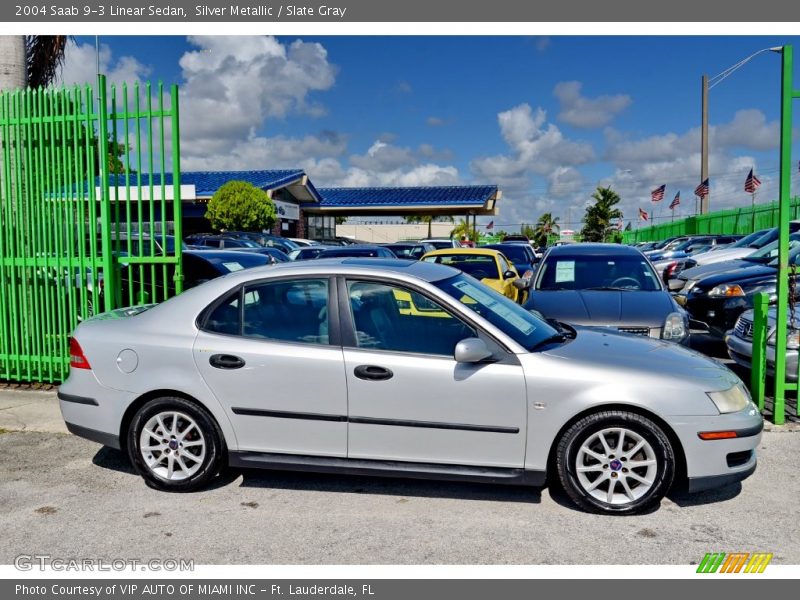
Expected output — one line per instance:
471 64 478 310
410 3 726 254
634 227 800 382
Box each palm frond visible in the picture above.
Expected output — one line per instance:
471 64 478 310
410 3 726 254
25 35 70 88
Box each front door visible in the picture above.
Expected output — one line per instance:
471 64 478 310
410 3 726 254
340 279 527 468
193 277 347 456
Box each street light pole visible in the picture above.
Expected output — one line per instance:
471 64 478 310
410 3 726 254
700 74 710 214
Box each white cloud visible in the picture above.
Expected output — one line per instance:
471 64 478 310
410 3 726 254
426 116 446 127
470 103 595 223
57 40 150 88
554 81 632 129
178 35 337 162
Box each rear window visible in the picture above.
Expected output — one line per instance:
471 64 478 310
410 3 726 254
422 254 500 280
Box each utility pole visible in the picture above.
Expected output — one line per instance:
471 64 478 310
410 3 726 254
700 74 710 214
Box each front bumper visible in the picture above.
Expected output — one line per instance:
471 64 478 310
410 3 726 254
680 293 752 338
725 331 800 382
668 405 763 492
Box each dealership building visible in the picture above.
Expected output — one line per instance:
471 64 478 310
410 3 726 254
112 169 502 240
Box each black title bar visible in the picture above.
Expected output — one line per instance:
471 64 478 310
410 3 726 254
4 0 800 22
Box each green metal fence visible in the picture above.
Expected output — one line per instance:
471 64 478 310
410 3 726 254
0 75 182 383
622 197 800 244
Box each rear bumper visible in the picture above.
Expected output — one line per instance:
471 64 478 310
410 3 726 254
64 421 121 449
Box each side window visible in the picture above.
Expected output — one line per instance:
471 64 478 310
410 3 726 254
204 292 241 336
204 239 222 248
498 255 511 274
242 279 330 344
346 280 475 356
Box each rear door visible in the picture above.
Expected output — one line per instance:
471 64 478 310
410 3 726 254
193 276 348 456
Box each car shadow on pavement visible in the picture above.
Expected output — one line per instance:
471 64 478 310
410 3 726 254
235 468 543 504
90 447 243 491
667 482 743 507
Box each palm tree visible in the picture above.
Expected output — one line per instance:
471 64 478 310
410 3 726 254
450 218 478 244
0 36 69 92
533 212 561 247
581 186 623 242
405 214 454 238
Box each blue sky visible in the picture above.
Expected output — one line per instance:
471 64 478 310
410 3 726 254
63 35 800 230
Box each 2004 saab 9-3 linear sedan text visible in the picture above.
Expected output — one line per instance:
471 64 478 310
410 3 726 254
59 258 762 514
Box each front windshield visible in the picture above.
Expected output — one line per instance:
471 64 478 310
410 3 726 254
423 253 501 279
434 274 558 350
767 239 800 266
729 230 769 248
745 233 800 261
535 253 662 291
673 238 706 252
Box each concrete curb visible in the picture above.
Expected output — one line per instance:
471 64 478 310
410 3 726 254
0 389 67 434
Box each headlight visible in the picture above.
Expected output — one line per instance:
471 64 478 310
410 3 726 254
662 312 687 340
708 283 745 297
707 384 751 414
767 329 800 349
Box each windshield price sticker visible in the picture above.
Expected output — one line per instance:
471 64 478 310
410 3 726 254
555 261 575 283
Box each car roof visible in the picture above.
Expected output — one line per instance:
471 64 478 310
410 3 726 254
422 247 503 257
184 249 270 265
544 243 643 257
204 257 461 284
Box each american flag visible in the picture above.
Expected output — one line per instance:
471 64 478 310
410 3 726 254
694 178 709 199
669 191 680 210
744 169 761 194
485 220 494 230
651 184 666 202
638 207 649 221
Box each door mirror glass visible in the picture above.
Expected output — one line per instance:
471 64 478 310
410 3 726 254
503 270 517 280
454 337 493 363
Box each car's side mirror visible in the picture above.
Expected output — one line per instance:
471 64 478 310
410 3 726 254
511 277 529 290
667 278 684 292
454 338 493 363
503 270 517 279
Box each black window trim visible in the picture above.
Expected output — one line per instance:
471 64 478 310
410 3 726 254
196 275 340 347
336 274 518 362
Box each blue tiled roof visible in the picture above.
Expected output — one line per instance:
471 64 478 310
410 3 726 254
316 185 498 208
104 169 309 197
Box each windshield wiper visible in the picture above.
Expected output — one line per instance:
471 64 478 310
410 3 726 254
583 286 638 291
530 333 567 351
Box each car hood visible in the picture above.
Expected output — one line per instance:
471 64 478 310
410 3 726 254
540 327 740 391
527 290 677 327
693 247 753 265
680 258 758 282
692 264 776 290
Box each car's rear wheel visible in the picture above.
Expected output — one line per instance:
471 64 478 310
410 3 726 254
556 411 675 514
127 397 225 492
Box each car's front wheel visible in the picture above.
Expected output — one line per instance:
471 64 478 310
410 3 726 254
127 397 225 492
556 411 675 514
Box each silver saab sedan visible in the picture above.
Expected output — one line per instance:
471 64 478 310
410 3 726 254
59 258 762 515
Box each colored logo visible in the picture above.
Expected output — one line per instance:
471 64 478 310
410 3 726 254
696 552 773 573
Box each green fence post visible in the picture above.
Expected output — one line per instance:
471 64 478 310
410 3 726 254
772 45 794 426
96 74 115 313
170 84 183 295
751 292 770 412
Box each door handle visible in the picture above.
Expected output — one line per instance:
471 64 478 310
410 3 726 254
354 364 393 381
209 354 246 370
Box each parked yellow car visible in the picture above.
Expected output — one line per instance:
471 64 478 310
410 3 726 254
421 248 527 303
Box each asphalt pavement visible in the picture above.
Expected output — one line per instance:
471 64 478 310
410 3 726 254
1 387 799 565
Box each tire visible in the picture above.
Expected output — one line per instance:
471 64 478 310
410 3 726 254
556 411 675 515
127 396 226 492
